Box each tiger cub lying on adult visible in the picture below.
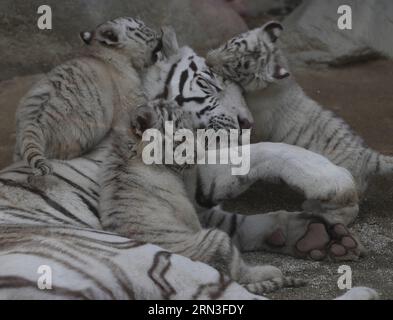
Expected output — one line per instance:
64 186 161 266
207 21 393 194
14 17 162 177
99 99 307 295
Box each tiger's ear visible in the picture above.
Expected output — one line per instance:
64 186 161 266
206 47 227 75
96 27 120 46
131 105 158 138
80 31 93 45
161 26 179 58
260 21 283 43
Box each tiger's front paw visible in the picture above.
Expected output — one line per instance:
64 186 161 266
282 147 359 212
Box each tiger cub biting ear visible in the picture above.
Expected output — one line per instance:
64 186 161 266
207 21 393 194
98 100 305 295
14 17 162 177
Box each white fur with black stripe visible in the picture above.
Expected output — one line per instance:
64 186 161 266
0 23 379 300
0 135 378 299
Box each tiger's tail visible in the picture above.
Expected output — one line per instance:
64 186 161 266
375 153 393 176
20 124 53 177
244 276 307 294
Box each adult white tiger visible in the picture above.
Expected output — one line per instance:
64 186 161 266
206 21 393 195
0 103 376 299
0 20 376 298
0 130 377 300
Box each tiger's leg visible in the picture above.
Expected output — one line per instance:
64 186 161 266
195 142 359 226
198 207 364 261
166 228 305 294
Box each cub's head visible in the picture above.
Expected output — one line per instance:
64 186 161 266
206 21 290 91
80 17 162 70
131 100 193 139
130 100 196 169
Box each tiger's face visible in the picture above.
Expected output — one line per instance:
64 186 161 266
80 17 162 70
144 35 254 133
206 21 290 92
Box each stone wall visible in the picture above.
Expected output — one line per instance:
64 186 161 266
280 0 393 67
0 0 247 80
1 0 390 79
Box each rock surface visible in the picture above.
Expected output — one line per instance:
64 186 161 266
0 0 247 80
280 0 393 67
230 0 302 18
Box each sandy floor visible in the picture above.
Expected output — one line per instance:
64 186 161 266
0 60 392 299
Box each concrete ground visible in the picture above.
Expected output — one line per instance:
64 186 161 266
0 60 392 300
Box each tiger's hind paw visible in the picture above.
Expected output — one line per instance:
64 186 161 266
263 213 366 262
294 222 365 261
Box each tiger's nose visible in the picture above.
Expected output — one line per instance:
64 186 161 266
238 116 253 130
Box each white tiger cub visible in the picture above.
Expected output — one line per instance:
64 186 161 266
99 100 306 295
14 17 162 177
206 21 393 194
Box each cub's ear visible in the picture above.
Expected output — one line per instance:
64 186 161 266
96 27 120 46
131 105 158 137
261 21 283 43
80 31 93 45
206 48 221 67
206 48 228 76
273 65 290 80
161 25 179 58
